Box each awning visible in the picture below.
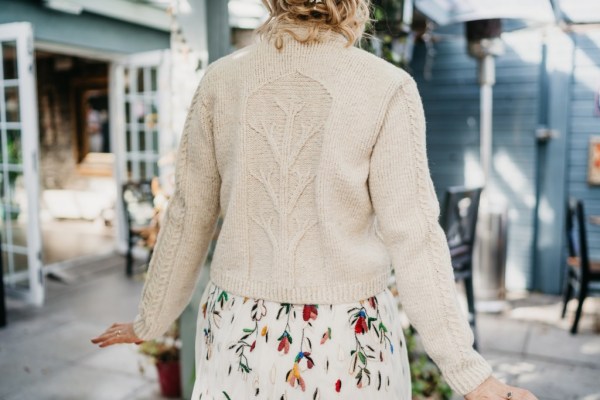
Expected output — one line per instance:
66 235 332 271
415 0 557 25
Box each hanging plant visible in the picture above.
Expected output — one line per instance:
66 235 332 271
360 0 416 68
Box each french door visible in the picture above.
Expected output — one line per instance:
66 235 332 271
110 50 170 249
0 23 43 305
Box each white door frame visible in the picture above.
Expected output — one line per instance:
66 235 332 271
0 22 44 305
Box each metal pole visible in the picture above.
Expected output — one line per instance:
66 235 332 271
479 54 495 187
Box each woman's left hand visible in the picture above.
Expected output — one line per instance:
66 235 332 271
90 322 144 347
465 375 538 400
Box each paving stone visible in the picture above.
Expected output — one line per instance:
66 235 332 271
2 363 149 400
477 314 531 354
525 323 600 368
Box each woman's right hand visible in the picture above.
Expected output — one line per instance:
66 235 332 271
465 375 538 400
90 322 144 348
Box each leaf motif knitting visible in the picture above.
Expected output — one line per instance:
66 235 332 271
246 71 332 282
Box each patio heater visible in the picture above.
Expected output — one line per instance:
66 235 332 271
415 0 557 306
465 19 510 305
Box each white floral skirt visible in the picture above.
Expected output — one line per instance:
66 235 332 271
191 279 412 400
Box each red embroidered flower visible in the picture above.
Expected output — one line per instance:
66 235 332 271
335 379 342 392
368 296 377 309
277 331 291 354
354 312 368 334
250 340 256 352
302 305 318 321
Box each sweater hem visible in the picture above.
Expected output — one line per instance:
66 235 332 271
209 268 391 305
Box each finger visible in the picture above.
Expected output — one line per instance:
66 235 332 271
91 327 120 342
98 336 128 347
91 327 126 343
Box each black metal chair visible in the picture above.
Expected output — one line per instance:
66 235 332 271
561 197 600 334
122 180 156 276
0 234 6 328
440 185 483 349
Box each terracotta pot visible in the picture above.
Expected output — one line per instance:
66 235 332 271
155 360 182 398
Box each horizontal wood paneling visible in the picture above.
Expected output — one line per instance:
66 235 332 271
567 31 600 260
409 31 542 290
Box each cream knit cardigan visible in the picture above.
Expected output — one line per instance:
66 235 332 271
132 24 493 395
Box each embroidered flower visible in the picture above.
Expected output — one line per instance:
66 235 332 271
354 310 368 334
286 362 306 391
277 331 292 354
302 304 318 321
294 351 315 369
251 299 267 321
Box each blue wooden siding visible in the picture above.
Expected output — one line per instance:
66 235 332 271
0 0 170 54
567 31 600 260
409 29 543 290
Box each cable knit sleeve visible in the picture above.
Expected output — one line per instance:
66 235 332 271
367 75 493 395
132 78 221 341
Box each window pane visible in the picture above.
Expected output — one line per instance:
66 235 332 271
13 251 29 278
150 67 158 91
137 68 144 93
126 129 133 152
138 129 145 150
5 86 20 122
139 162 146 180
124 68 130 95
6 129 22 164
125 101 131 124
2 41 18 80
152 129 159 152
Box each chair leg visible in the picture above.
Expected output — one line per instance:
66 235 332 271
146 247 154 272
570 286 587 335
561 276 573 319
126 233 134 277
464 274 478 350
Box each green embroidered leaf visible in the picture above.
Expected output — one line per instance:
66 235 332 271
327 327 332 338
243 328 254 333
223 391 231 400
379 322 387 332
358 352 366 364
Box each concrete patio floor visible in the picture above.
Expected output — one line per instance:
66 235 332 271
1 253 599 400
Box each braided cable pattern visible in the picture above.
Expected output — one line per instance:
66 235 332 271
368 76 492 395
133 82 221 341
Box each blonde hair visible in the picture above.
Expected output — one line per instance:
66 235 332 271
256 0 372 49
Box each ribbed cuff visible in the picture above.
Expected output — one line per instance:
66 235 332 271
442 354 494 396
132 313 155 341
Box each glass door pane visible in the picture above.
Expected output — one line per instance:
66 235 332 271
110 50 169 252
0 23 43 305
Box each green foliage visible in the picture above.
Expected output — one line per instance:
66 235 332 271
404 327 453 400
361 0 414 68
138 320 181 364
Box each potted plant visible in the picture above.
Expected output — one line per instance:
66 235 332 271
138 320 182 398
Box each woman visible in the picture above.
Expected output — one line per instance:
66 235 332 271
92 1 538 399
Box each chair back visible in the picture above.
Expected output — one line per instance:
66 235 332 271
122 180 155 230
441 186 483 268
565 197 591 279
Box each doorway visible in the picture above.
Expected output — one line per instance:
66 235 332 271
35 50 117 266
